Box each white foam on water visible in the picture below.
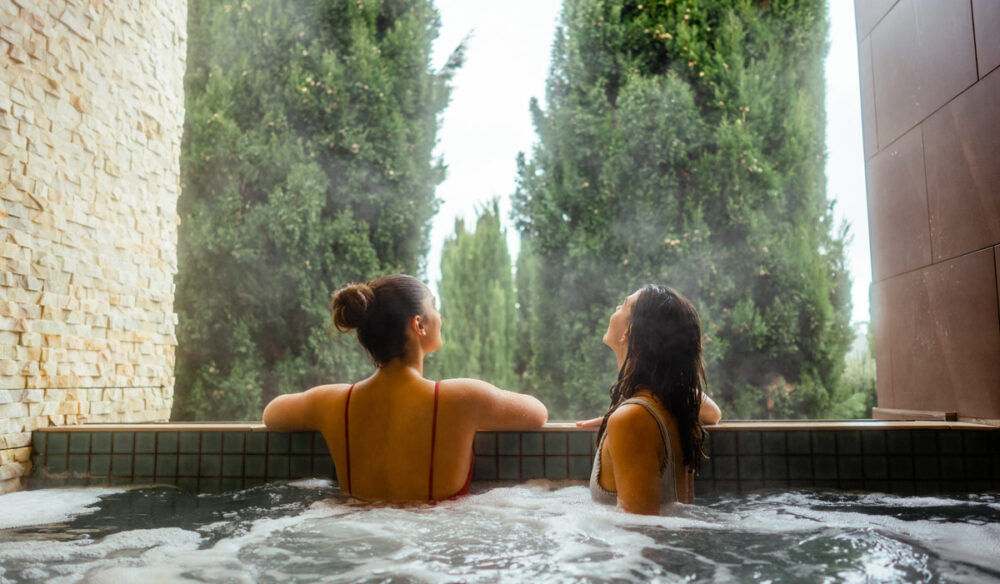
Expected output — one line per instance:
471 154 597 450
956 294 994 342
0 527 204 584
1 483 997 583
768 500 1000 574
286 478 334 489
0 487 123 530
688 490 1000 580
0 527 202 562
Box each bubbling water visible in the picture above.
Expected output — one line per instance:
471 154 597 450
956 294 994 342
1 481 998 583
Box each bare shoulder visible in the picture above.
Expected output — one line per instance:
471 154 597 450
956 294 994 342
292 383 346 402
304 383 353 395
608 403 662 441
609 402 657 422
435 377 506 407
437 377 502 395
263 383 352 431
437 378 547 429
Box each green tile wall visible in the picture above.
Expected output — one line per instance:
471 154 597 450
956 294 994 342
693 429 1000 496
30 430 334 493
29 427 1000 496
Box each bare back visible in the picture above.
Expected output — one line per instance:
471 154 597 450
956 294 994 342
311 377 476 500
263 364 547 502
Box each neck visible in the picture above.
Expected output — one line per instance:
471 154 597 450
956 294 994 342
377 360 424 379
379 346 426 378
614 346 627 373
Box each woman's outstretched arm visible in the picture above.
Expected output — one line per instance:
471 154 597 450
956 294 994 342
699 393 722 425
579 394 721 427
447 379 547 430
263 384 344 431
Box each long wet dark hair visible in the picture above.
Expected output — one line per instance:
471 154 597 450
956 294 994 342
597 285 707 471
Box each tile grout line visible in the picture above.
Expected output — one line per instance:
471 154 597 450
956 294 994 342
808 431 816 489
197 430 204 492
563 432 570 480
131 431 137 485
857 429 865 488
241 431 248 491
783 431 790 490
834 428 841 489
970 0 980 79
734 428 741 493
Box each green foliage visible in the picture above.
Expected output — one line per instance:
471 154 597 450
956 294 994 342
426 201 517 390
827 324 877 419
514 0 852 420
174 0 456 420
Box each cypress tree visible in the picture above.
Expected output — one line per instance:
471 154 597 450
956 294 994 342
428 200 517 390
174 0 458 420
514 0 851 419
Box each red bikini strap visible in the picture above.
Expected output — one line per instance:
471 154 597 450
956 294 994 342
344 383 355 495
428 381 440 500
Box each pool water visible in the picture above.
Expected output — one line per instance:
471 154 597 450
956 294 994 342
1 481 998 583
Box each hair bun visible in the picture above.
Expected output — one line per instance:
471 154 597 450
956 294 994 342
332 283 375 332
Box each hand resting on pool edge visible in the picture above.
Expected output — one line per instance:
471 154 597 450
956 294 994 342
263 274 547 502
579 284 721 516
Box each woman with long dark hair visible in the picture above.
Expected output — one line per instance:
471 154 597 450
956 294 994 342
578 285 721 514
263 274 547 501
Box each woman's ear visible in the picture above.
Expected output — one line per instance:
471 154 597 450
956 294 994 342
411 315 426 336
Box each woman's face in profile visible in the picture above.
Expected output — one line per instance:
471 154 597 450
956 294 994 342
603 290 640 350
421 294 443 353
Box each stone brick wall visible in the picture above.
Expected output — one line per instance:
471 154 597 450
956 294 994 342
0 0 187 492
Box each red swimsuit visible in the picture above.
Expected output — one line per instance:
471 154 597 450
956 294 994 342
343 382 473 501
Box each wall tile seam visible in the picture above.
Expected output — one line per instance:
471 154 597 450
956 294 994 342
858 0 904 48
867 65 993 162
982 61 1000 81
994 246 1000 341
872 5 980 149
871 244 999 284
919 120 936 263
970 0 981 78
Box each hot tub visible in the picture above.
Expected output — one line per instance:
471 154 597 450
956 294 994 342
1 480 998 582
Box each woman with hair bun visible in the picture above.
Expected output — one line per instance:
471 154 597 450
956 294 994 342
263 274 547 502
577 285 722 515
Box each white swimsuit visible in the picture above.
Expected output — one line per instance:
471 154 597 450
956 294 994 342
589 395 679 506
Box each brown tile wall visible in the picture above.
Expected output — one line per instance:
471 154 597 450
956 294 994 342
866 126 931 280
996 245 1000 310
973 0 1000 77
858 36 878 159
854 0 897 40
869 0 977 150
923 70 1000 261
857 0 1000 420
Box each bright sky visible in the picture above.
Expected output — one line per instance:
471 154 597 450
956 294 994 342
428 0 871 325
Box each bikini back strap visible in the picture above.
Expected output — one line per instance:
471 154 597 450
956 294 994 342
619 396 671 465
428 381 440 501
344 383 355 495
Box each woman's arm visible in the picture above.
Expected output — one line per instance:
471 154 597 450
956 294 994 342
262 385 341 431
699 392 722 425
582 394 721 427
606 405 662 515
450 379 548 430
